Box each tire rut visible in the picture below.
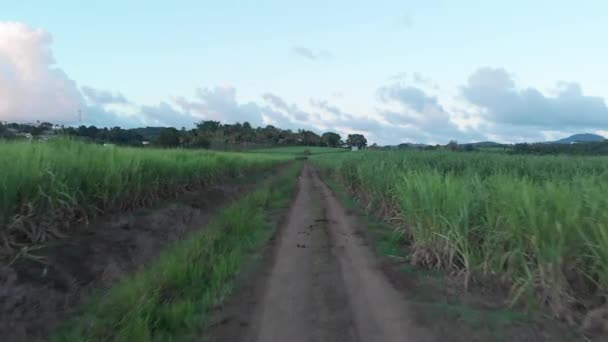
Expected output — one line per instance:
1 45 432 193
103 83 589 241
207 163 435 342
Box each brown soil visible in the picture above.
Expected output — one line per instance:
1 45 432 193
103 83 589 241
0 168 280 342
207 164 589 342
207 164 435 341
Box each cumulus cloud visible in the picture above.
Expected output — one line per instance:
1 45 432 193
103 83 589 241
82 105 144 128
377 84 452 128
6 20 606 145
311 99 382 131
462 67 608 130
262 93 290 112
0 22 83 123
375 82 485 143
82 86 128 105
378 84 438 113
175 86 265 127
263 93 311 122
309 98 415 145
0 21 183 128
138 102 199 128
292 46 333 61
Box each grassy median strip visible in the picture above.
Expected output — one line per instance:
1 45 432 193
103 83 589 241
51 162 302 341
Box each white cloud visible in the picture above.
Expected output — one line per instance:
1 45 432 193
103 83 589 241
175 86 265 127
0 21 184 128
2 21 606 145
462 67 608 129
374 82 484 143
82 86 128 105
0 22 83 123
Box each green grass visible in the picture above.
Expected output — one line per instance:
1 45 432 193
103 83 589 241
321 165 575 341
51 162 302 341
0 139 290 255
249 146 348 156
312 150 608 317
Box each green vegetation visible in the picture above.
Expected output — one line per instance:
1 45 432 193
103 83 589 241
52 162 302 341
322 169 556 341
345 133 367 149
250 146 347 155
313 150 608 318
513 141 608 155
0 139 290 256
1 120 363 150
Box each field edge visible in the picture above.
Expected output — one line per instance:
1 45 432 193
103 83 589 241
50 162 303 341
317 167 585 342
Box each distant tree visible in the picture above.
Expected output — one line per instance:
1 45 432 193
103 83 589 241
77 125 89 137
447 140 459 151
197 120 221 135
262 125 281 143
397 143 409 150
301 130 321 146
0 123 12 139
188 135 211 149
157 128 181 147
30 126 44 136
346 134 367 149
321 132 341 147
39 122 53 130
87 125 99 139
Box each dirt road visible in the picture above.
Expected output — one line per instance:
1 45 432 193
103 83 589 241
208 164 435 342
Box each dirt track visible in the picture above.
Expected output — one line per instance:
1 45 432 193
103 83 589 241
209 164 435 342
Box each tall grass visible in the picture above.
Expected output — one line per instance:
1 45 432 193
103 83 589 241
250 146 348 155
313 151 608 320
51 162 302 341
0 139 289 254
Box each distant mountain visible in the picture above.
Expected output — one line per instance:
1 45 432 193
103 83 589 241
554 133 605 144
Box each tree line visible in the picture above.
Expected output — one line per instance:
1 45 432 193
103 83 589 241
512 141 608 155
0 120 368 150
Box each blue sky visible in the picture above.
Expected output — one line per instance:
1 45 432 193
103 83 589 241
1 1 607 144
